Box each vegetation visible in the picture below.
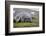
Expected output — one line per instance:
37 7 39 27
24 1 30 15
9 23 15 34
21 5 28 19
13 16 39 28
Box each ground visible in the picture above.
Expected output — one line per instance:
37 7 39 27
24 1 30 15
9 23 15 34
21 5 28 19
13 16 39 28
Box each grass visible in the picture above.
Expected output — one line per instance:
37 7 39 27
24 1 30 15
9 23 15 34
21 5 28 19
13 16 39 28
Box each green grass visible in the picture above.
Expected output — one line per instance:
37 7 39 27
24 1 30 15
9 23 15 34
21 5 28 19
13 17 39 28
